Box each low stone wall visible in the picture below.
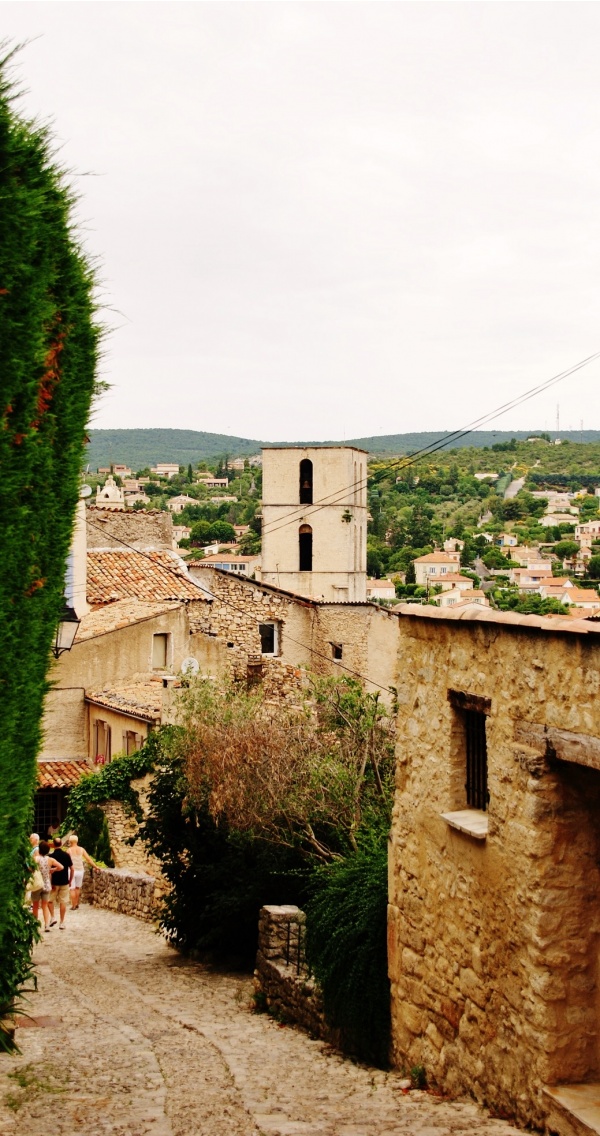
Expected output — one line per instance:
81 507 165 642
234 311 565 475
83 866 156 922
254 905 335 1043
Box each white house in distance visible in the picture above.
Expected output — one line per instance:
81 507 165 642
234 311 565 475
167 494 197 514
261 446 368 602
188 553 260 577
366 578 396 601
151 463 180 479
197 475 229 489
413 551 461 587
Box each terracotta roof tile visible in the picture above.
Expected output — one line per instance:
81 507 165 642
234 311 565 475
38 761 91 789
87 550 207 606
85 679 174 722
77 599 181 641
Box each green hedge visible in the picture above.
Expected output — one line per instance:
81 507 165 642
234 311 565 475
0 50 98 1042
306 839 390 1066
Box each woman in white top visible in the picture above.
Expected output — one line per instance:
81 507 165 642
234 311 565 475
68 834 96 910
34 840 62 931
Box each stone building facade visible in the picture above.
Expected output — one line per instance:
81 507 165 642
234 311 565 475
86 507 173 550
261 446 368 602
388 604 600 1130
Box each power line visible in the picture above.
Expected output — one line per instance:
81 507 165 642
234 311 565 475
85 519 394 692
259 350 600 541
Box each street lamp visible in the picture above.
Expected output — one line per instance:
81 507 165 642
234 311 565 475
51 602 81 658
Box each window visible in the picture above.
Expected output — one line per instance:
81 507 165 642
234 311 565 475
152 633 169 669
94 719 111 764
447 690 490 812
464 710 488 810
331 643 343 661
299 459 313 505
440 567 447 574
299 524 313 572
259 622 280 655
122 730 143 756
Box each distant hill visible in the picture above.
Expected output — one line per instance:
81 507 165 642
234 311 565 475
86 428 600 470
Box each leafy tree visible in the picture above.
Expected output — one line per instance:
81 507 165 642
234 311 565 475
187 463 193 482
0 50 98 1044
482 548 513 570
586 556 600 579
553 540 579 560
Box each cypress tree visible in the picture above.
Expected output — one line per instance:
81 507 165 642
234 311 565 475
0 48 99 1042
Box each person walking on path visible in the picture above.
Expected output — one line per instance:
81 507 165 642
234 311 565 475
49 837 73 930
34 840 62 932
27 833 44 922
68 834 96 910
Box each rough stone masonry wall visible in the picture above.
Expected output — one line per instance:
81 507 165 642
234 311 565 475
254 905 334 1043
86 507 173 550
83 865 156 921
188 567 313 685
389 613 600 1129
101 775 168 898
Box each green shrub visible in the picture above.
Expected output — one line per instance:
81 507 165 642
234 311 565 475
140 746 307 964
305 837 390 1066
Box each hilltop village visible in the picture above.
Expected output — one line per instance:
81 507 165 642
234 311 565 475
38 437 600 1136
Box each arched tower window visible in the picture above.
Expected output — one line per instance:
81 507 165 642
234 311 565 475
299 524 313 572
299 459 313 505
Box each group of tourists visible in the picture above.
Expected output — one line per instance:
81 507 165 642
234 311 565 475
28 832 96 931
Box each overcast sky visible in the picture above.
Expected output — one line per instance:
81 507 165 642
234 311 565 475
3 2 600 441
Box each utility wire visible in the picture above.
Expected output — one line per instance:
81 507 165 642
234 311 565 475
259 350 600 541
85 519 394 692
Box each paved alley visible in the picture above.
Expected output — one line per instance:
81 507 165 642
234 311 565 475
0 906 522 1136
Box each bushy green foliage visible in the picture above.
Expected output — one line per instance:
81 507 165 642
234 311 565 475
62 743 157 834
0 50 98 1044
140 739 307 963
306 838 390 1066
189 519 236 545
553 540 579 560
69 805 114 867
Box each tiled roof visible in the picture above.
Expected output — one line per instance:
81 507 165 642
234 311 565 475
76 599 181 642
395 603 600 635
85 678 178 722
414 553 459 564
38 761 91 789
87 550 207 606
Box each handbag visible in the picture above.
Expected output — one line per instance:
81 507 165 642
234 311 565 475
28 867 44 893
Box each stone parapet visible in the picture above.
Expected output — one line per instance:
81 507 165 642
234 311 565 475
254 905 336 1044
83 866 156 922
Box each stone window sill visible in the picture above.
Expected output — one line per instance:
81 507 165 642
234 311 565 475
440 809 488 840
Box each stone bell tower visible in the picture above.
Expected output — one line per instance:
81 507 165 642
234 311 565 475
260 446 367 602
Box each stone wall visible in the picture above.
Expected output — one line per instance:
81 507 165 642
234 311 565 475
86 507 173 550
388 607 600 1129
189 567 399 699
101 775 167 896
83 865 156 921
254 905 333 1042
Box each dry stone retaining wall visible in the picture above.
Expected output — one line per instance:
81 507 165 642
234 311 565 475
254 904 335 1043
83 865 156 921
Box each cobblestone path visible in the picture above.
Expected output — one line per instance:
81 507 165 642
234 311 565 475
0 906 521 1136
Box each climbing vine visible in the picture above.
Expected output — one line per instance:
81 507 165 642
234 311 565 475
62 741 160 833
0 46 99 1046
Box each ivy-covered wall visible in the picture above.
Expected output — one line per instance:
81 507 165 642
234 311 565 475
0 51 98 1036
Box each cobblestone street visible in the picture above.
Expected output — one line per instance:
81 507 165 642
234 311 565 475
0 907 522 1136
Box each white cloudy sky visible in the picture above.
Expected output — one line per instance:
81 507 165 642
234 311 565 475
3 2 600 441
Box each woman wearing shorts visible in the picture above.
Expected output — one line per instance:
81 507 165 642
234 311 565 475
34 841 62 931
68 834 96 910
